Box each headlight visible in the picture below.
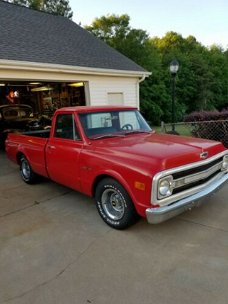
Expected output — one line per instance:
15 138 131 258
158 175 174 199
221 155 228 171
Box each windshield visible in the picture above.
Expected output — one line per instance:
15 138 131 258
2 106 33 119
79 110 152 139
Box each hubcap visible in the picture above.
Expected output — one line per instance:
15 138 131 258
21 160 30 179
101 189 125 220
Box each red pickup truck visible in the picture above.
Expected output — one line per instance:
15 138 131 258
5 106 228 229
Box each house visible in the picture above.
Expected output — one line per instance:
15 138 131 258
0 0 150 116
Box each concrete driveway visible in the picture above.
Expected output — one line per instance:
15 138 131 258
1 150 228 304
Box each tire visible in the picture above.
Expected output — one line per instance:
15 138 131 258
95 178 139 229
20 156 38 184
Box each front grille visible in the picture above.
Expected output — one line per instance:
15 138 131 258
171 157 224 199
172 157 223 179
172 170 220 195
152 151 228 207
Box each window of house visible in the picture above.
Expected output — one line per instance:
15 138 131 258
107 93 124 105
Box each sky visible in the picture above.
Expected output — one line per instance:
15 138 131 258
69 0 228 49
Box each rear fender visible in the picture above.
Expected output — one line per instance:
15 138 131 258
16 146 30 165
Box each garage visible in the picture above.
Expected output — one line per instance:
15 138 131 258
0 1 150 116
0 81 86 116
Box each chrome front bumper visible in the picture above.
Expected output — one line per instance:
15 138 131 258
146 174 228 224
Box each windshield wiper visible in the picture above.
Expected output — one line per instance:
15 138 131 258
123 130 153 135
91 130 152 139
91 134 126 140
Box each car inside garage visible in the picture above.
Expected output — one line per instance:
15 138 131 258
0 81 86 117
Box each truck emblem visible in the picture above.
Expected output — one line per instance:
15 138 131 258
200 152 208 159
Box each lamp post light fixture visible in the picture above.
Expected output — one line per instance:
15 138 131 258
169 59 179 133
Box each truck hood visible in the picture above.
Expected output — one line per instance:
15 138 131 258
92 133 225 171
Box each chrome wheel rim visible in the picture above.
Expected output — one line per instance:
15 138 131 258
101 189 125 220
21 159 30 179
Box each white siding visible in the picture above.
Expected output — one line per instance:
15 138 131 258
88 76 139 107
107 93 124 105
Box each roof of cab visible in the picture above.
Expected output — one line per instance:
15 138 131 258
56 106 138 114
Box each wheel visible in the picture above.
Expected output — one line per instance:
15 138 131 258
20 156 38 184
121 124 133 131
95 178 139 229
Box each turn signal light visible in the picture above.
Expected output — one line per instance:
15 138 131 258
134 181 146 191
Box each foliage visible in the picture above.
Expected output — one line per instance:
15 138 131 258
85 14 153 69
45 0 73 18
6 0 73 18
184 110 228 122
183 110 228 147
86 15 228 125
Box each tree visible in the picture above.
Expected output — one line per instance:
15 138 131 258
150 32 228 116
85 14 153 69
85 14 165 125
207 45 228 110
6 0 73 18
85 14 130 44
44 0 73 19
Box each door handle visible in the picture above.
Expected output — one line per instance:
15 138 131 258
48 145 56 150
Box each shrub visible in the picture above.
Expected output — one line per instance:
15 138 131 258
184 110 228 122
183 110 228 148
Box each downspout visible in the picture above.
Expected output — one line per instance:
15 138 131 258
137 74 147 109
139 74 146 83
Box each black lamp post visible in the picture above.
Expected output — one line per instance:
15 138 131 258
169 59 179 132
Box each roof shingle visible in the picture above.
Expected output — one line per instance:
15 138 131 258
0 0 146 72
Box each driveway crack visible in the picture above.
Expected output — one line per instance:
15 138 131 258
178 217 228 233
0 190 72 218
2 229 112 303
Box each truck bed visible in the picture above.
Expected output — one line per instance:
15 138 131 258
6 131 49 177
22 129 50 138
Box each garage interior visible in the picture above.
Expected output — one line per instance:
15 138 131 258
0 81 86 117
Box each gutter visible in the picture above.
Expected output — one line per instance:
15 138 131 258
139 74 146 83
139 70 152 83
0 59 151 79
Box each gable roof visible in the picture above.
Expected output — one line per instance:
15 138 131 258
0 0 147 74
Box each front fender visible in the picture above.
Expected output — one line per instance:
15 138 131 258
89 168 151 218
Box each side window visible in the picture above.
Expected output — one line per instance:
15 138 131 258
54 114 80 140
3 109 18 119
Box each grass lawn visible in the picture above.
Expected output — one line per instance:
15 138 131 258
152 124 192 137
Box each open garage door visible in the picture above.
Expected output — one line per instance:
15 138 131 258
0 81 87 117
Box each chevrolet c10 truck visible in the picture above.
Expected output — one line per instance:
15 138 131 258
5 106 228 229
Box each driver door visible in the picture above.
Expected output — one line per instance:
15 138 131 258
46 113 83 191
